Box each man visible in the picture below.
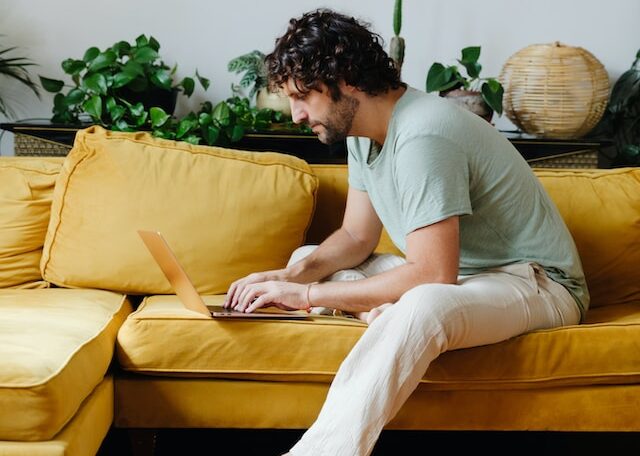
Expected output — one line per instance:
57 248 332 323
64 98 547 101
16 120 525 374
223 8 588 456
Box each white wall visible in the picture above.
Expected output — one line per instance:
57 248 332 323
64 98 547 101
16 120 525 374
1 0 638 155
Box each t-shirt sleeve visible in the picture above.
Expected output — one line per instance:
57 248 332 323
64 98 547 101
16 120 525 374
346 137 367 191
394 135 472 234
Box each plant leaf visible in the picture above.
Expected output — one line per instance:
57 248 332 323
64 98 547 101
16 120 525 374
62 59 86 75
112 71 136 88
83 47 100 63
133 46 159 64
64 88 85 105
212 101 231 126
148 36 161 52
83 95 102 121
40 76 64 92
113 119 131 131
87 50 117 73
122 60 145 78
150 106 170 128
129 102 145 117
206 125 220 145
460 46 481 64
230 124 244 142
196 70 210 90
481 80 504 115
176 118 197 139
53 93 66 110
109 104 126 122
82 73 108 95
393 0 402 36
181 77 195 96
459 60 481 79
150 69 172 90
134 110 148 127
135 34 149 48
426 63 462 92
111 41 131 57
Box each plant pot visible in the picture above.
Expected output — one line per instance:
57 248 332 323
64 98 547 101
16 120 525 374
441 89 493 123
256 88 291 117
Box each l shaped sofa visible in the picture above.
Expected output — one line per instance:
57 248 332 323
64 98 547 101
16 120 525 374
1 126 639 455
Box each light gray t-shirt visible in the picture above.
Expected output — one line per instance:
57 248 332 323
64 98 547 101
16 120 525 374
347 87 589 318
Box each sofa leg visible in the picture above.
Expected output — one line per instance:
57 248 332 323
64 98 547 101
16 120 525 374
127 429 158 456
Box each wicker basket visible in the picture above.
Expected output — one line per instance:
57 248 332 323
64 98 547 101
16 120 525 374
500 42 609 139
14 134 72 156
528 149 598 169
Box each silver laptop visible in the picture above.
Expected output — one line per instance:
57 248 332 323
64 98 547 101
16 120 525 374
137 230 309 320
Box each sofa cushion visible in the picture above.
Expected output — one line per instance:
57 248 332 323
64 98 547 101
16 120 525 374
0 289 132 441
41 126 318 295
116 295 640 389
534 167 640 308
0 376 114 456
0 157 64 288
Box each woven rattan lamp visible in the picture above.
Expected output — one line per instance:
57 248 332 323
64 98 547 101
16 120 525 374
500 42 609 139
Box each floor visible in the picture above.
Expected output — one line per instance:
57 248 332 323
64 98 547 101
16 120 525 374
98 428 640 455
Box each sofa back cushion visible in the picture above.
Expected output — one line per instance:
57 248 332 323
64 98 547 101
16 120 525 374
0 157 64 288
41 126 318 294
535 167 640 308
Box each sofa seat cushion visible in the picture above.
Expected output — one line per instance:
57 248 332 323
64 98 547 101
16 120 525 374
41 126 318 295
116 295 640 389
0 157 64 288
0 289 132 441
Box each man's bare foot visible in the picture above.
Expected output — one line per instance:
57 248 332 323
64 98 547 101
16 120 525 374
366 303 393 324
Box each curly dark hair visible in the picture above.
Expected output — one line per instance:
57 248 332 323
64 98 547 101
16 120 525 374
266 9 404 101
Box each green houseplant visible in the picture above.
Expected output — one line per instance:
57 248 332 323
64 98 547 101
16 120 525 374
591 49 640 166
0 41 40 119
426 46 503 121
228 50 291 116
39 34 209 129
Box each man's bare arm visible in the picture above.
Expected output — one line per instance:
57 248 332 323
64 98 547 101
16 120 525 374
305 216 460 313
224 187 382 308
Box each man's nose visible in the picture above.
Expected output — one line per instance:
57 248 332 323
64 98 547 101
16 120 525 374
290 100 307 124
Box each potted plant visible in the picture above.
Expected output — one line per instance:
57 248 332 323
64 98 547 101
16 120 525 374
0 41 40 119
228 50 291 116
590 49 640 166
39 34 209 130
426 46 503 122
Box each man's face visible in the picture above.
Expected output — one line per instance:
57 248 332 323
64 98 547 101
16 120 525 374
283 80 359 144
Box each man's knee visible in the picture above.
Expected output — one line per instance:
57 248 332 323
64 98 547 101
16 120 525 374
287 245 318 267
395 283 461 320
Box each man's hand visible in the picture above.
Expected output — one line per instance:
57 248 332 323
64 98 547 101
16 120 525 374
229 281 310 314
223 269 288 309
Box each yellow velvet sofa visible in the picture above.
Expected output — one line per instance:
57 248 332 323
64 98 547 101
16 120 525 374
1 126 639 455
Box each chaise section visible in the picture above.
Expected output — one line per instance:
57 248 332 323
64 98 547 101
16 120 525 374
0 375 114 456
0 288 132 441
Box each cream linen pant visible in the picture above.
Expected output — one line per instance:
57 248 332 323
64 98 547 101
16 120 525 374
286 246 581 456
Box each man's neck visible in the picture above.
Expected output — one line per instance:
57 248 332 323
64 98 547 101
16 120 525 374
350 85 407 146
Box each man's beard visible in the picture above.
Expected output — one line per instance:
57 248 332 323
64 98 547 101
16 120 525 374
313 94 360 144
